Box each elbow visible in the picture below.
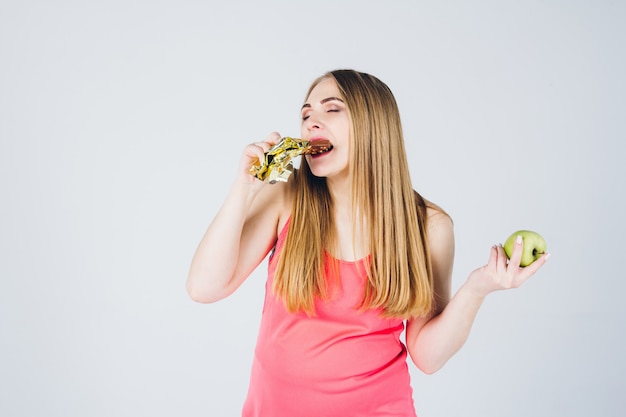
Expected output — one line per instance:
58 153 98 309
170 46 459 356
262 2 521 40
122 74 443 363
416 362 444 375
185 277 229 304
187 288 218 304
408 348 448 375
411 358 447 375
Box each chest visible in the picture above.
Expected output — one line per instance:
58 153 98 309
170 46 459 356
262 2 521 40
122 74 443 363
331 215 369 262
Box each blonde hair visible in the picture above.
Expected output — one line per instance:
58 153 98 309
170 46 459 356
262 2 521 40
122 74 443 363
273 69 435 319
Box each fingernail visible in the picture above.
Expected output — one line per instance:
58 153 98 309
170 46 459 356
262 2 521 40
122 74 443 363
545 253 551 260
516 235 523 244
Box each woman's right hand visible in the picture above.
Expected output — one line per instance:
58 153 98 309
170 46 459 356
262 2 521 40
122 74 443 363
236 131 282 188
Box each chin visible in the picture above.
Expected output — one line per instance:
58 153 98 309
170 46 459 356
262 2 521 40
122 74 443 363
308 167 329 178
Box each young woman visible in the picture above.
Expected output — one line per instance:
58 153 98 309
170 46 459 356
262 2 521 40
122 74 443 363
186 69 549 416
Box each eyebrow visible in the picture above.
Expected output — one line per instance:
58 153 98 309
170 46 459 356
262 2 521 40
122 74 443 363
301 96 344 110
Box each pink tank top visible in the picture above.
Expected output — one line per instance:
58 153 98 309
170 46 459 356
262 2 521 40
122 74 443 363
242 219 418 417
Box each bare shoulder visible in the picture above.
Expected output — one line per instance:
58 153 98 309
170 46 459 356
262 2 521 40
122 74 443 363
249 174 295 236
234 177 295 276
275 176 296 233
423 199 454 237
419 198 455 314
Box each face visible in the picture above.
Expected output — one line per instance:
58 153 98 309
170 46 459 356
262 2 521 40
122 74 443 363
300 77 351 181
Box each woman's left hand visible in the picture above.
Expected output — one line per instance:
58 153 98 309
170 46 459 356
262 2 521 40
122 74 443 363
467 236 550 299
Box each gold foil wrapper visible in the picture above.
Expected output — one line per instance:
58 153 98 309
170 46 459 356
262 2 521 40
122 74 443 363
249 137 332 183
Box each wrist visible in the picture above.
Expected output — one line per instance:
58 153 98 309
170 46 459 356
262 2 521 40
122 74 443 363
459 278 489 304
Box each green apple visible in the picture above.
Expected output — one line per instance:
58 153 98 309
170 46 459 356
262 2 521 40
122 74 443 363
503 230 547 267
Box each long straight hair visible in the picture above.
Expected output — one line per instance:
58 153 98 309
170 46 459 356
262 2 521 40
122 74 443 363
273 69 435 319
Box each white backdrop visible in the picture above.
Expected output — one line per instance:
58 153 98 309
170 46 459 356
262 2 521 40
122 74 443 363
1 1 624 416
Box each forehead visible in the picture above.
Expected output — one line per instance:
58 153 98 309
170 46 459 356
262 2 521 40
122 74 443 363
306 77 342 102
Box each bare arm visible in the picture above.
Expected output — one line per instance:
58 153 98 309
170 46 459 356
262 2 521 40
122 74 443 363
186 132 289 303
406 210 549 374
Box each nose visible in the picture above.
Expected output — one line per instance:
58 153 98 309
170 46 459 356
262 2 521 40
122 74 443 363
303 113 323 131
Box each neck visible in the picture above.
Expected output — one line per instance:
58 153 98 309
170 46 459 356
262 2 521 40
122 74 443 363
326 174 369 261
327 174 352 210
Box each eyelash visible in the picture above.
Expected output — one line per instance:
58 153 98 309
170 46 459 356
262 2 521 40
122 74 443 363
302 109 340 120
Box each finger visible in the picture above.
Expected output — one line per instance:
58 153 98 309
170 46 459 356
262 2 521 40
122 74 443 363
246 142 269 162
507 235 524 270
248 132 281 156
495 244 508 273
514 252 551 286
251 132 282 156
486 245 498 272
265 131 282 145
